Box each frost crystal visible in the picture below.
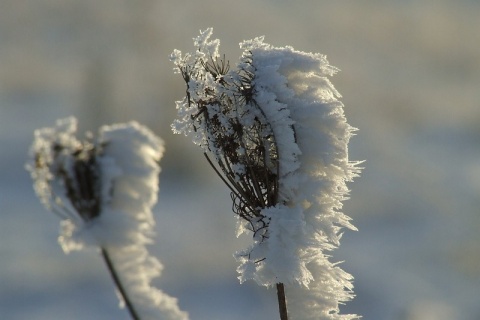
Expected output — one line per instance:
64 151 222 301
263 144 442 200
27 117 188 320
172 29 361 319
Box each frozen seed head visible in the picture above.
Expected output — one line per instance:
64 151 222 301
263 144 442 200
27 117 166 249
173 29 361 318
28 118 189 320
171 29 285 244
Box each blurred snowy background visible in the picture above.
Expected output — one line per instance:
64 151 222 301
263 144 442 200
1 0 480 319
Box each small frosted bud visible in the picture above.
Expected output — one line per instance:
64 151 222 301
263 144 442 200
27 117 188 320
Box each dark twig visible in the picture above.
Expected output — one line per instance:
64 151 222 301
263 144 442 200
101 248 141 320
276 283 289 320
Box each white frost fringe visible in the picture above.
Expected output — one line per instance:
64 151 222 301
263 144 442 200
238 38 361 320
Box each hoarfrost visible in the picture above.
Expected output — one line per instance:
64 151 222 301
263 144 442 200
173 28 362 319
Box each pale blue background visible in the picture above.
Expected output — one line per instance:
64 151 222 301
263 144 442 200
1 1 480 319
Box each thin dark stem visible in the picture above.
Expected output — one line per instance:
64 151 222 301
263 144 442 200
276 283 289 320
101 248 141 320
203 153 241 201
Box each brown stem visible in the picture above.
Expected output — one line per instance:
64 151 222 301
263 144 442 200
101 248 141 320
276 283 289 320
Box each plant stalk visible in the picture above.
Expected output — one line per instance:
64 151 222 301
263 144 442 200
276 283 289 320
101 248 141 320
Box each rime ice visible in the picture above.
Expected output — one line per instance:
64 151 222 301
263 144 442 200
27 117 188 320
172 29 361 319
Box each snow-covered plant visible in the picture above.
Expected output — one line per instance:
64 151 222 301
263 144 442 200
171 28 361 320
27 117 188 320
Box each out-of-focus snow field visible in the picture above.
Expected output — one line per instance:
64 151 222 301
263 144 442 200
1 1 479 319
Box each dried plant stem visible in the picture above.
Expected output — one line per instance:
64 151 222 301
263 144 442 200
101 248 141 320
276 283 288 320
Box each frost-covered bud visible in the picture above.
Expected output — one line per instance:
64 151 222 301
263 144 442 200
172 29 361 319
27 117 188 320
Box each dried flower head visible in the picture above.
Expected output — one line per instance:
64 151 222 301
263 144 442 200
172 29 361 319
27 117 188 320
172 29 291 248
